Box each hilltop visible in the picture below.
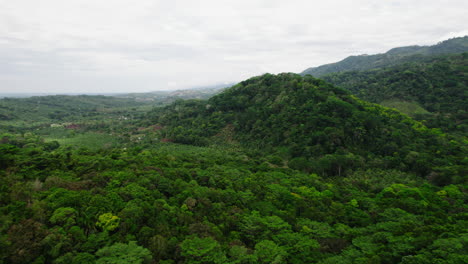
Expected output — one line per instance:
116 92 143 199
150 73 465 183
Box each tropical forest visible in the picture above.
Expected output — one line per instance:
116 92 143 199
0 36 467 264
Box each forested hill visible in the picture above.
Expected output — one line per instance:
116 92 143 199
301 36 468 77
150 73 465 184
321 53 468 133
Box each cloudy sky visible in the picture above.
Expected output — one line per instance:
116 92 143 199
0 0 467 94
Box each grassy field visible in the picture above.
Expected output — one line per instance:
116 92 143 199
45 132 121 150
380 99 431 117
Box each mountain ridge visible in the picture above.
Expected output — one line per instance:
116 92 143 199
301 36 468 76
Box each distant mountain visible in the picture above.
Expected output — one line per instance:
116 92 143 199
0 92 123 98
0 93 50 98
301 36 468 77
118 83 234 104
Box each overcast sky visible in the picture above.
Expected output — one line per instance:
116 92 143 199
0 0 467 94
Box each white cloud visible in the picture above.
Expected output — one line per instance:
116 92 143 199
0 0 467 93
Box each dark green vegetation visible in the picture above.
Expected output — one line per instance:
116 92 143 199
301 36 468 77
1 45 467 263
321 53 468 134
152 73 465 184
1 132 466 264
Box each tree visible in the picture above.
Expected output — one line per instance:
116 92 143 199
254 240 286 264
95 241 151 264
180 236 226 264
49 207 77 227
96 212 120 232
227 245 257 264
7 219 49 264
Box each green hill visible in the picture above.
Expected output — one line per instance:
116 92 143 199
320 53 468 133
150 73 465 184
301 36 468 77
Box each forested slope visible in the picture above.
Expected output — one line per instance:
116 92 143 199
320 53 468 133
151 73 465 184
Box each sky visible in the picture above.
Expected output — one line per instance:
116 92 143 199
0 0 467 94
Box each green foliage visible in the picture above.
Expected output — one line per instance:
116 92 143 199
321 53 467 133
151 73 464 183
227 245 257 264
0 63 466 263
254 240 286 264
49 207 77 227
0 135 466 263
96 213 120 232
180 236 226 264
95 241 151 264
